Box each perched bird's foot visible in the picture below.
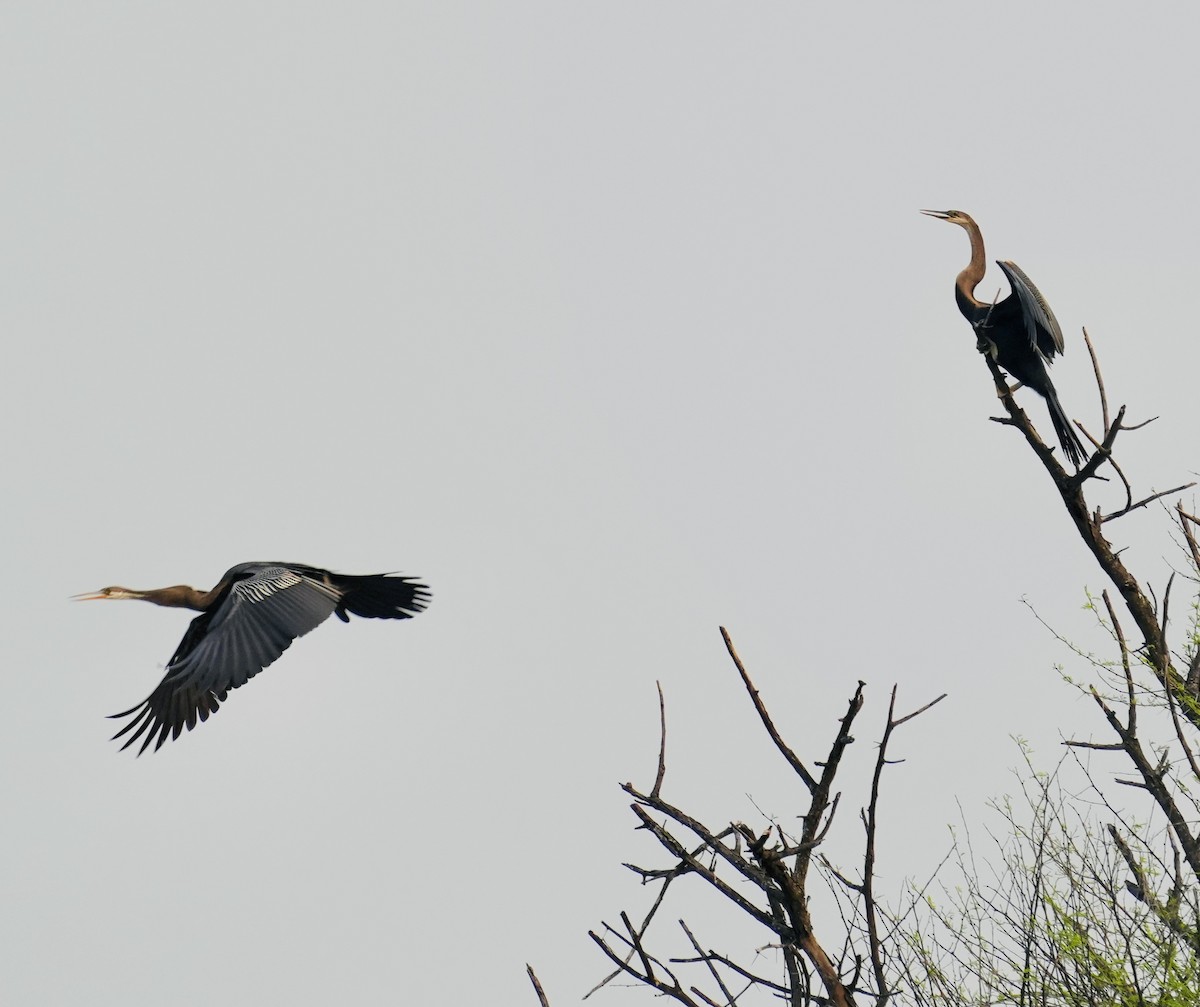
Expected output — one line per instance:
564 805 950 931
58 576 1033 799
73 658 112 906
975 334 998 359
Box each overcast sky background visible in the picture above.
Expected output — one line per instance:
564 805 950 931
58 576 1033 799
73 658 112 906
3 3 1198 1004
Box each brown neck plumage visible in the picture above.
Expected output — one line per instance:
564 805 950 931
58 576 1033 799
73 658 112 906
955 215 988 309
132 584 220 611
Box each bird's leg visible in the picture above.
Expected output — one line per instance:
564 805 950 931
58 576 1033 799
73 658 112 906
975 286 1016 393
973 324 997 359
975 287 1004 358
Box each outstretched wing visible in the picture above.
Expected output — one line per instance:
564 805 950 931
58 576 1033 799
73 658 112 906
996 259 1065 359
110 567 340 754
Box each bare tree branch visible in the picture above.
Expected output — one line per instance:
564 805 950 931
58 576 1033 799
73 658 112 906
582 630 946 1006
1082 327 1109 433
526 965 552 1007
720 626 817 791
679 919 739 1007
979 339 1196 728
652 680 667 800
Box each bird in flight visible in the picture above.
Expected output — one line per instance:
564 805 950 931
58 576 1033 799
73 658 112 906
75 562 431 754
921 209 1087 468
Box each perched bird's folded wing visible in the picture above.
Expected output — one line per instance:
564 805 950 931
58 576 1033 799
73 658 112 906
997 259 1065 359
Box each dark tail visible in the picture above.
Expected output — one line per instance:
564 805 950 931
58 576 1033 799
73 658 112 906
1044 387 1087 469
332 574 432 622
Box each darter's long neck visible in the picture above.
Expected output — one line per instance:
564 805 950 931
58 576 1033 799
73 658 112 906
136 585 216 611
956 221 987 309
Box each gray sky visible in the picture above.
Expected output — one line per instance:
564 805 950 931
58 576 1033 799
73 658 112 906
3 3 1197 1003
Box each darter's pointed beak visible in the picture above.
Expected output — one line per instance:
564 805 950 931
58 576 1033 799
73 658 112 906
71 591 109 601
919 209 952 220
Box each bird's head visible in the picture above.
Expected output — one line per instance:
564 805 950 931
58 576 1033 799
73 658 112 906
920 208 976 229
72 586 139 602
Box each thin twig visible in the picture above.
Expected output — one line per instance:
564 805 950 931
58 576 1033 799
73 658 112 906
1102 483 1196 524
677 951 790 995
1101 590 1133 709
1179 503 1200 572
892 693 947 728
679 919 738 1007
623 911 656 984
720 626 817 790
589 930 700 1006
1122 416 1159 431
1161 649 1200 782
1082 327 1110 433
526 965 552 1007
652 680 668 799
861 688 945 1007
586 868 683 998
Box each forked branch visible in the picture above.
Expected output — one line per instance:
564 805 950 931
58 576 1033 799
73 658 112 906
587 630 944 1006
983 336 1197 725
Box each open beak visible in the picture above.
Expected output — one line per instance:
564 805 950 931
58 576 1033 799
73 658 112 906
920 209 952 220
71 591 109 601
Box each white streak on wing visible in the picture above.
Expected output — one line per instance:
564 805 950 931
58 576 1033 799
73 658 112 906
241 569 304 604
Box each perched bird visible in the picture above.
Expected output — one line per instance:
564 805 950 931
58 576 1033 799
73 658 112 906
75 562 431 754
921 209 1087 467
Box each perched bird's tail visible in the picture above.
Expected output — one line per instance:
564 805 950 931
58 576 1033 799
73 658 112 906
331 573 432 623
1044 387 1087 469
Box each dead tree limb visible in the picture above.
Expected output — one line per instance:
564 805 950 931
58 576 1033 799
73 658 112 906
586 630 944 1006
981 340 1197 725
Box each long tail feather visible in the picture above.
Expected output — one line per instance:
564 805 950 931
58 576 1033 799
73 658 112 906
1045 388 1087 469
333 574 431 622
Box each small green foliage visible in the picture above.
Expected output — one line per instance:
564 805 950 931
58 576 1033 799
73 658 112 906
899 745 1200 1007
